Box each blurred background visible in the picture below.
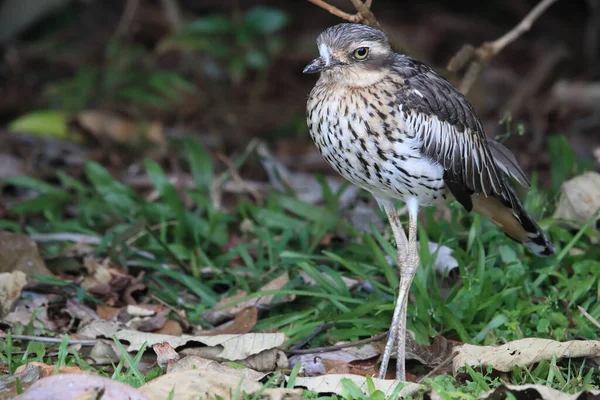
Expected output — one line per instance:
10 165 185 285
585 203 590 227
0 0 598 190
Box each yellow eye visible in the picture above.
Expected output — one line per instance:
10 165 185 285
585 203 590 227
353 47 369 60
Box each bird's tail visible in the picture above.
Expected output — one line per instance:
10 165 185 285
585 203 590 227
471 194 555 256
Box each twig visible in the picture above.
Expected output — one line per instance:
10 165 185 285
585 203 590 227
448 0 559 94
288 322 332 352
216 152 263 205
578 305 600 330
287 332 387 355
489 0 559 56
114 0 140 38
306 0 360 22
0 334 97 346
306 0 405 52
159 0 182 33
417 351 458 383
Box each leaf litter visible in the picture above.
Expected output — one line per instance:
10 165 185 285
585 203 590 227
2 141 599 398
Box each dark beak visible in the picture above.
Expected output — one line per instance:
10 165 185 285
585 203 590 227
303 57 325 74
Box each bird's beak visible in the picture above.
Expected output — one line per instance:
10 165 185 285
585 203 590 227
303 57 326 74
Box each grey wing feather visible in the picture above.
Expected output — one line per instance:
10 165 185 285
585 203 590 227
487 139 530 188
392 55 516 208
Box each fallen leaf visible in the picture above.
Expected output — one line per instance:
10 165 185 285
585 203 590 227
15 362 87 378
0 363 44 398
477 384 600 400
553 171 600 235
128 309 169 332
0 232 53 277
428 242 459 275
9 110 76 141
139 370 302 400
204 307 258 335
257 141 360 207
3 291 57 331
96 305 122 320
13 373 149 400
64 299 99 326
168 355 267 381
238 348 288 372
0 153 28 179
291 374 422 398
126 304 158 317
0 271 27 317
77 110 165 144
290 343 380 376
77 319 122 339
453 338 600 372
114 330 286 361
81 260 135 304
152 342 180 369
154 319 183 336
89 340 120 365
202 272 293 325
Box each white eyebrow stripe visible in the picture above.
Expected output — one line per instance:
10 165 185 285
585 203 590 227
318 43 331 65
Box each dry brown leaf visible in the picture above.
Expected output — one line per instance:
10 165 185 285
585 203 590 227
128 309 169 332
238 348 289 372
453 338 600 372
256 141 360 207
77 319 122 339
89 340 120 365
168 355 267 381
290 343 380 376
0 363 44 398
15 362 88 378
202 272 294 325
0 232 53 277
477 384 600 400
13 373 149 400
3 292 57 331
0 270 27 317
96 305 122 320
154 319 183 336
291 374 422 398
81 261 136 304
204 307 258 335
114 330 286 361
152 342 180 369
64 299 99 326
553 171 600 235
77 110 165 144
139 370 302 400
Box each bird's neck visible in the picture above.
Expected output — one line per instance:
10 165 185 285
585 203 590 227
319 68 389 88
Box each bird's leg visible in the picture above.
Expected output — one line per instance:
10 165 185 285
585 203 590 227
378 205 409 380
395 205 420 381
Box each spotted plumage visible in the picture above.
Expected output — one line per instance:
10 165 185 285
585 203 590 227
303 23 555 381
305 23 554 256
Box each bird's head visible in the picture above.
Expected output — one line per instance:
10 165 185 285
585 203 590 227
303 23 394 85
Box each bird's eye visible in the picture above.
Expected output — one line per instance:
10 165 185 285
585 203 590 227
353 47 369 60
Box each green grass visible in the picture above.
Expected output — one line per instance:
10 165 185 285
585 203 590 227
0 134 599 398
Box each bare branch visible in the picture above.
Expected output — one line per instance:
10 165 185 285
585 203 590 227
306 0 360 22
488 0 559 56
349 0 381 28
449 0 559 95
306 0 405 53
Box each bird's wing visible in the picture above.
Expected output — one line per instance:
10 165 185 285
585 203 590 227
391 55 519 211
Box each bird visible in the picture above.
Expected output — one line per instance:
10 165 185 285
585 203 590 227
303 23 555 381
